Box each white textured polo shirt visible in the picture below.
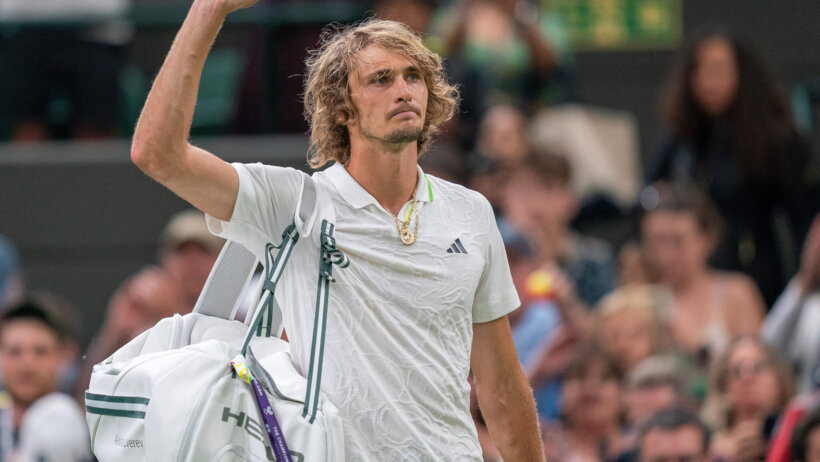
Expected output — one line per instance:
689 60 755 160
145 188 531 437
207 162 520 461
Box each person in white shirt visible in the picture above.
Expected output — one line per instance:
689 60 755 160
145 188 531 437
129 1 543 460
0 299 92 462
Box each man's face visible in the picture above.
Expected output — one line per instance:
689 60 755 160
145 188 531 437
640 425 705 462
347 44 428 150
0 320 60 406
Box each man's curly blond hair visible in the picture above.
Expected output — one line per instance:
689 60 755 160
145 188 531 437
303 19 460 168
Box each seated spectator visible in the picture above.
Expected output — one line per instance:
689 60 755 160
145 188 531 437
704 336 796 461
623 355 700 453
762 215 820 393
504 151 615 307
158 209 225 310
791 407 820 462
636 408 711 462
596 285 672 375
543 343 627 461
0 298 91 461
641 182 765 364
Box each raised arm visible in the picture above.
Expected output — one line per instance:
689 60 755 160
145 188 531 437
130 0 258 221
472 315 545 461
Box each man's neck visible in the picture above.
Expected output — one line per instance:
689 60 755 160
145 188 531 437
345 141 419 216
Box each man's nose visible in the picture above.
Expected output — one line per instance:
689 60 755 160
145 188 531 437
394 76 413 101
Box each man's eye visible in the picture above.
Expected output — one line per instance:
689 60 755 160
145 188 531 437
407 73 421 81
373 75 389 84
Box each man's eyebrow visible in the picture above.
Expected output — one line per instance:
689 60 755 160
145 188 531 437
365 68 392 80
365 65 421 80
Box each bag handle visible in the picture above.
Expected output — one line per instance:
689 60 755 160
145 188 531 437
303 220 348 423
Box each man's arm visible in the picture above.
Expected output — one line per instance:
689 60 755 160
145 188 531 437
471 315 544 462
130 0 258 221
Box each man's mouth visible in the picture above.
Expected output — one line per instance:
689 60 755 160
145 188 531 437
389 106 420 118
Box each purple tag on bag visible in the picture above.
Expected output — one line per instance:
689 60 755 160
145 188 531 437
232 355 292 462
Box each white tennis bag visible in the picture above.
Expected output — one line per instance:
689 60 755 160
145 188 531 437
85 176 348 462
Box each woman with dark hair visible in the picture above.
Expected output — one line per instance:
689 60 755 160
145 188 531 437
649 27 818 305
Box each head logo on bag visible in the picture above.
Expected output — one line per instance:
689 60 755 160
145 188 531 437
220 407 304 462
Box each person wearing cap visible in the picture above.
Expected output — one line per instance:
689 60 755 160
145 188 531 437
0 298 92 461
158 209 225 309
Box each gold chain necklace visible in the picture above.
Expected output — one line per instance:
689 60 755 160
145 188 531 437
389 192 419 245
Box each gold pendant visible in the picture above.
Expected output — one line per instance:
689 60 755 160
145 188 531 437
400 228 416 245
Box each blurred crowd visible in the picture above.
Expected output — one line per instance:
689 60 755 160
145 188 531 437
2 0 820 461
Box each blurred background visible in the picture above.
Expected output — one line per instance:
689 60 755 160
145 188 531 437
1 1 820 460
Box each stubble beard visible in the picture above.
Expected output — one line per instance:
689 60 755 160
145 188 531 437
384 126 423 146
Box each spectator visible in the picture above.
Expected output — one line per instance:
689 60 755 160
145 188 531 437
542 343 627 461
762 215 820 393
704 336 796 462
640 182 765 365
0 299 91 461
596 285 672 375
625 356 695 430
503 151 615 307
791 407 820 462
636 408 711 462
158 209 225 310
650 27 818 306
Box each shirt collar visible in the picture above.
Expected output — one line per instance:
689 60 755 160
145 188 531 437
325 162 434 209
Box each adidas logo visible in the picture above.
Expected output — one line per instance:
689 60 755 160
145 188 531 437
446 238 468 254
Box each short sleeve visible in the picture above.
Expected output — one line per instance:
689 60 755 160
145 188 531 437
206 163 306 260
471 198 520 323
